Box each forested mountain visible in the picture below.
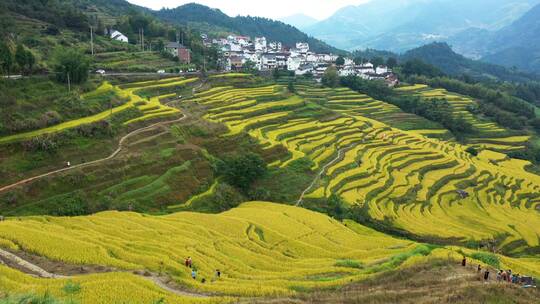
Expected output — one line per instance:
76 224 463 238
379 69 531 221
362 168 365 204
154 3 341 54
401 43 539 82
305 0 540 52
479 4 540 73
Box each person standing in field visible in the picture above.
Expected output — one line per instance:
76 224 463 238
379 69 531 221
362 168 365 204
215 269 221 278
461 257 466 267
501 270 508 282
484 269 490 282
187 257 193 268
191 269 197 279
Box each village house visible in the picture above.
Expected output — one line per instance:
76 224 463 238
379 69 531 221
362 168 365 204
287 56 303 71
165 42 191 64
296 42 310 54
254 37 267 52
110 30 128 43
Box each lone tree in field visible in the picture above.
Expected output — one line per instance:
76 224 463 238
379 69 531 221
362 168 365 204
52 47 90 84
335 56 345 66
322 66 339 88
217 152 267 192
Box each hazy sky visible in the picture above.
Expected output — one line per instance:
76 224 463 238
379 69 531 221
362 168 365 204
127 0 369 20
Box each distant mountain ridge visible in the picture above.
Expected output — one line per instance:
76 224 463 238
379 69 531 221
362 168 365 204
454 3 540 73
305 0 540 52
401 42 539 82
279 14 318 30
154 3 342 54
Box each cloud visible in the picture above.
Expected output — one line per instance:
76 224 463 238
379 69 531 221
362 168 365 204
127 0 369 20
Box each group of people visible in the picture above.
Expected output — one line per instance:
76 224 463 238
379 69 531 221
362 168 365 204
462 257 536 288
496 269 535 287
184 256 221 284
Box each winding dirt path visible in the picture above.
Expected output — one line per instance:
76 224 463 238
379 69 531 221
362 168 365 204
0 114 189 194
296 143 359 206
0 247 209 298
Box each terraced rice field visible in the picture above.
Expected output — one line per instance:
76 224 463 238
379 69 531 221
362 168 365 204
192 83 540 253
0 77 197 144
295 85 448 135
397 85 531 152
0 202 421 301
1 202 537 303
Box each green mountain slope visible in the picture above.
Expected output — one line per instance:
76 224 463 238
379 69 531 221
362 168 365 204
154 3 342 54
402 43 539 82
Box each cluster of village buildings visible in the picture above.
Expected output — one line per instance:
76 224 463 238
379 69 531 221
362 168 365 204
108 30 398 86
209 35 398 85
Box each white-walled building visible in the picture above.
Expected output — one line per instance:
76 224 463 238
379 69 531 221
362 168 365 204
376 66 390 74
255 37 267 52
296 42 309 53
110 30 128 43
287 56 303 71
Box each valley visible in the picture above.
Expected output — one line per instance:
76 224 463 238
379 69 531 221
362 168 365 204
1 0 540 303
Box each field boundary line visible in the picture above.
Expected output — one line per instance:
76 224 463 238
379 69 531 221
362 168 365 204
0 114 188 194
296 143 359 206
0 247 210 298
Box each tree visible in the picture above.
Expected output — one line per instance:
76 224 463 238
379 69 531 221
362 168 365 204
15 44 35 75
322 66 339 88
52 48 90 85
386 57 398 69
242 60 257 73
287 81 296 93
0 42 14 76
353 57 364 65
335 56 345 66
371 56 384 67
217 153 267 192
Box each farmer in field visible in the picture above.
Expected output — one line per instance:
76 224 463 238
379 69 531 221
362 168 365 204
215 269 221 278
461 257 466 267
484 269 490 282
191 268 197 279
185 256 193 268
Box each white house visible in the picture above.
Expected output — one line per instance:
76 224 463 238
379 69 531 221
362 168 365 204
261 54 277 70
287 56 303 71
306 53 319 63
110 30 128 43
268 41 282 51
295 63 314 76
254 37 267 52
376 66 390 74
296 42 309 53
339 67 357 77
344 58 355 66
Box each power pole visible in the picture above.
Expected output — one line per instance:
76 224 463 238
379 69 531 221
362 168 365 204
139 28 142 51
90 26 94 56
67 72 71 92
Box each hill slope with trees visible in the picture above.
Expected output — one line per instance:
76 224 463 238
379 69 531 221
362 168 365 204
154 3 342 54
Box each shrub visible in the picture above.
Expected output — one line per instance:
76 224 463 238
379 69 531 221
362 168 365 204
466 146 479 156
471 252 500 268
217 153 267 192
21 134 60 152
334 259 364 269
